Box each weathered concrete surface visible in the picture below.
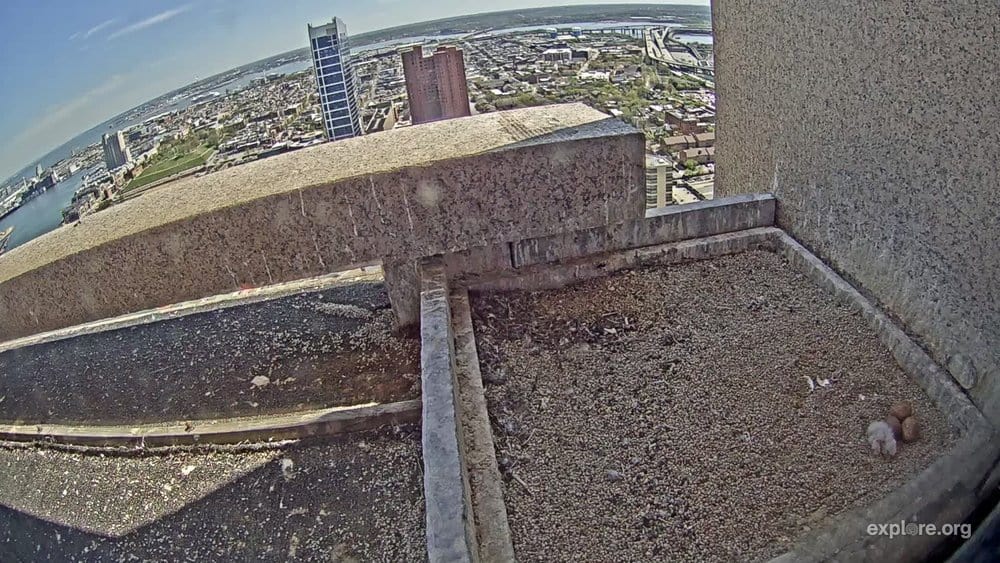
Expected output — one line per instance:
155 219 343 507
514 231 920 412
449 289 516 562
419 259 478 562
776 233 985 435
463 227 779 293
384 259 421 327
0 399 421 448
713 1 1000 425
770 232 999 562
441 242 513 281
434 194 775 285
512 193 775 267
0 103 644 341
949 499 1000 562
456 228 996 560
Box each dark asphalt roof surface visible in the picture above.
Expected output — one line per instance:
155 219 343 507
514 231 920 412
0 281 419 425
0 429 426 561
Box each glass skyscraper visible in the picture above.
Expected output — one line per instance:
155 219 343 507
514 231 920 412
308 18 362 141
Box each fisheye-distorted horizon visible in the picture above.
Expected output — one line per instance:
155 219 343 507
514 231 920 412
0 0 709 180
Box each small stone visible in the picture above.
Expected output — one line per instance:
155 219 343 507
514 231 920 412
250 375 270 388
499 416 520 436
885 416 902 439
482 367 508 385
497 456 513 472
606 469 624 482
280 458 295 480
901 416 921 443
889 401 913 420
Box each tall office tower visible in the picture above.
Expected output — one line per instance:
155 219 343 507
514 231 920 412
401 45 472 125
308 18 362 141
101 131 131 170
34 163 43 178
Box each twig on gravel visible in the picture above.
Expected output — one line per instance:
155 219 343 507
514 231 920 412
524 428 537 445
510 470 533 495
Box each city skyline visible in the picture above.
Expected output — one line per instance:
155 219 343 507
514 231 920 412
0 0 708 180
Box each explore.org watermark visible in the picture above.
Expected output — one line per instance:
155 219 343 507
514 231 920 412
867 520 972 540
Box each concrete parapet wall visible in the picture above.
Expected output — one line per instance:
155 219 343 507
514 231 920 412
0 104 644 342
439 195 776 287
446 195 776 288
511 193 775 268
449 289 516 562
419 259 478 562
713 0 1000 426
464 227 779 293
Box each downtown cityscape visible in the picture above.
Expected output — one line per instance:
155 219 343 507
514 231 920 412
0 1 995 561
0 3 714 254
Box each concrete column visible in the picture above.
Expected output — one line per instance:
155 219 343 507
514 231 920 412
383 258 420 328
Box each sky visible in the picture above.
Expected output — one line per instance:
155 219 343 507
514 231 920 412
0 0 709 180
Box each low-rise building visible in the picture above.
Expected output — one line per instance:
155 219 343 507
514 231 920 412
542 48 573 63
679 146 715 164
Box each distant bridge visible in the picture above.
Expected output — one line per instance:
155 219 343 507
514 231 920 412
644 27 714 76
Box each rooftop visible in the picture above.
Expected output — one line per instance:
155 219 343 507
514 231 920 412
0 80 994 560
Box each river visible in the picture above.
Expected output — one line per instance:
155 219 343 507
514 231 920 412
0 172 84 251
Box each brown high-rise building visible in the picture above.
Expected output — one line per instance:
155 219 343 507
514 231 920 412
401 45 471 125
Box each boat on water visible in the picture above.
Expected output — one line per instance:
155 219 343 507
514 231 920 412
0 227 14 256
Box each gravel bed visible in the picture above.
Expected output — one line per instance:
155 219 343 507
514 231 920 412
0 281 420 425
472 250 954 562
0 428 425 561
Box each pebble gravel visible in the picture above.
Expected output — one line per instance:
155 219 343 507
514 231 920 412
0 428 425 561
473 250 954 562
0 281 419 425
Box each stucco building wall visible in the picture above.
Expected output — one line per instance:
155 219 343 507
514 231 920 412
713 1 1000 424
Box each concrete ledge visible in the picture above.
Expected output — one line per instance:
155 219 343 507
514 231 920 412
449 288 516 561
461 226 780 293
0 265 382 353
0 103 644 341
512 193 775 268
0 399 421 448
419 259 479 562
771 231 999 562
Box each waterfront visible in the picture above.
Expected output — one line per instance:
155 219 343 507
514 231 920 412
0 172 84 251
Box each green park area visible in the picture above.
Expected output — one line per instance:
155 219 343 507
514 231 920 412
123 145 215 192
474 55 706 123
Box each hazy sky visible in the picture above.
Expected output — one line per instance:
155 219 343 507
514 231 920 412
0 0 709 179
